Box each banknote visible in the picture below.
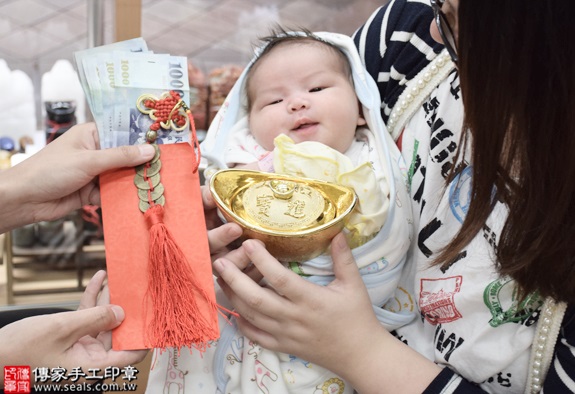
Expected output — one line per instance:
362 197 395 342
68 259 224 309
111 51 190 147
81 54 109 141
74 38 149 112
74 38 191 148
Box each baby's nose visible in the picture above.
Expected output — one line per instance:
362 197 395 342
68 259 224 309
288 96 309 112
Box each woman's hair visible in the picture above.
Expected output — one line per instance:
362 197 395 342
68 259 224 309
244 26 352 111
436 2 575 303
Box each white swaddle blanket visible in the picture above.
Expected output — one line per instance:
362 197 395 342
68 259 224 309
226 128 388 249
146 31 414 394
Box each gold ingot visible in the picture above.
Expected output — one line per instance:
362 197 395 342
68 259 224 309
210 169 357 263
269 180 296 199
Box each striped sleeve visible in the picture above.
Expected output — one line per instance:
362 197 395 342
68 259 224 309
423 368 485 394
352 0 444 123
542 306 575 393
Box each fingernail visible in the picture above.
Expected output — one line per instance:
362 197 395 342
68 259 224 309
243 240 255 253
335 233 347 249
111 305 125 321
229 224 242 237
213 259 225 274
138 144 155 158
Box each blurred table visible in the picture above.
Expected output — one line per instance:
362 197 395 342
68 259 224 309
2 211 105 304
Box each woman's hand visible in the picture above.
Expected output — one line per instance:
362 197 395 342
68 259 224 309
0 123 156 233
213 233 442 394
202 184 243 261
213 234 383 377
0 271 147 380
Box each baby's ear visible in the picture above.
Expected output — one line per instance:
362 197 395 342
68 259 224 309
357 105 367 126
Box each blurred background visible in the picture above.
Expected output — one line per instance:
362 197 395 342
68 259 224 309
0 0 393 300
0 0 389 304
0 0 384 135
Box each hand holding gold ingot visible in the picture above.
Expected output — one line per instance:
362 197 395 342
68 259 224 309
209 169 357 262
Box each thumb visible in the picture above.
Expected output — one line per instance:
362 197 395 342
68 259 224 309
60 305 125 346
91 144 156 174
329 233 363 284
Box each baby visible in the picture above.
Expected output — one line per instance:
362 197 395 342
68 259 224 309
146 29 413 394
224 28 388 250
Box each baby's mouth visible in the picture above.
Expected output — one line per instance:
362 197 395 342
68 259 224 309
292 121 318 131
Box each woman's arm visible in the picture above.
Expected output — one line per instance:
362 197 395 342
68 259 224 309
0 123 155 233
214 233 442 394
214 234 508 393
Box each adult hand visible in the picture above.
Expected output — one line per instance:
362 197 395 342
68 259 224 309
0 271 147 380
213 233 441 394
0 123 156 233
213 233 382 372
202 184 243 261
201 184 223 230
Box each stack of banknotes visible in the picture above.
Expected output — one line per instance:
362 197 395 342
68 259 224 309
74 38 191 149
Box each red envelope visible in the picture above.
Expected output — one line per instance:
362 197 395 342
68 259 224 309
99 143 218 351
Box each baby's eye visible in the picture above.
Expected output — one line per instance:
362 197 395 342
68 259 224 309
309 87 324 93
267 99 283 106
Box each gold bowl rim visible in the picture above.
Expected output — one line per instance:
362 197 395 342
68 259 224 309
209 169 357 237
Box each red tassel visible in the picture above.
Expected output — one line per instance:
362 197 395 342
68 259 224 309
144 203 218 352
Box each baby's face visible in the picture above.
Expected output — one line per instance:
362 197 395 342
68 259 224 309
247 43 366 153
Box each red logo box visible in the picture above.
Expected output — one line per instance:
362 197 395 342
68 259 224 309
3 366 31 394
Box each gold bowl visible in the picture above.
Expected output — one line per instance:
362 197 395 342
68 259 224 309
209 169 357 262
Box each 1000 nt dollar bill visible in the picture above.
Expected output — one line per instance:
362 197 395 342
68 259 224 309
74 38 190 149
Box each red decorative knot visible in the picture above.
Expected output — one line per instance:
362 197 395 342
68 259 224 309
142 91 187 131
136 90 201 172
